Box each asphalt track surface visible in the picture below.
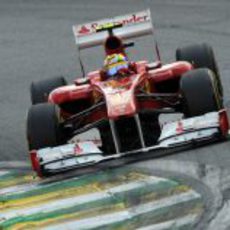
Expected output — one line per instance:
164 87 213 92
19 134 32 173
0 0 230 229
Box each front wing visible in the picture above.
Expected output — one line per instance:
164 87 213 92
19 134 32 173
30 111 229 177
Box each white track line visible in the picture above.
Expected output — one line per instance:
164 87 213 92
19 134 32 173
0 183 40 196
43 190 200 230
0 161 30 169
0 174 169 196
0 171 10 176
0 176 172 222
137 214 197 230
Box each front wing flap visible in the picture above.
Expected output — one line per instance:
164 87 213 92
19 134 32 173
158 111 222 146
31 111 229 176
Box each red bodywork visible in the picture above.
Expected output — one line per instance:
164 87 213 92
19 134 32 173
48 60 193 121
48 34 192 121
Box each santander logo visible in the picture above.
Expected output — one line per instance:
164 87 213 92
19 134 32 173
77 13 149 36
77 25 91 35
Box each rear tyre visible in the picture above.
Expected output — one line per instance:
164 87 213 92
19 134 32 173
176 43 223 97
27 103 63 150
30 76 67 104
180 68 222 117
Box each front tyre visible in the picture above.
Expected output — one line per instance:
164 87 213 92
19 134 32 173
176 43 223 97
180 68 222 117
30 76 67 104
27 103 63 150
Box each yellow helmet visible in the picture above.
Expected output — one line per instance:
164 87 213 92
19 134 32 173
104 53 128 76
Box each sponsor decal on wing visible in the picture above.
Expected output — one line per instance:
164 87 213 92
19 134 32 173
74 10 150 37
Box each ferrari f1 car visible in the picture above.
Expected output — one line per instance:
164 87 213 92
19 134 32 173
27 9 229 177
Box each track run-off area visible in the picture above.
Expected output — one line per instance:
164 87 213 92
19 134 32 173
0 166 204 229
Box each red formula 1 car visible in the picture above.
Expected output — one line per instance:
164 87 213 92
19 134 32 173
27 10 229 177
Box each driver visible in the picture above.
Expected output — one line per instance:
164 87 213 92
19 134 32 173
101 53 137 80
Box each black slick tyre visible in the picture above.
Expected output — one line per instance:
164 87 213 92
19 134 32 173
180 68 222 117
27 103 62 150
30 76 67 104
176 43 223 97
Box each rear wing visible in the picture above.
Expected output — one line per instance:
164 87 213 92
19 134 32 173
73 9 153 50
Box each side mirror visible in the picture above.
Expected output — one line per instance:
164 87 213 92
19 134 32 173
74 78 90 85
146 61 162 70
123 42 135 48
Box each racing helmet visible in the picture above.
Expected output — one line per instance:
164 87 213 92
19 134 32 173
104 53 129 76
